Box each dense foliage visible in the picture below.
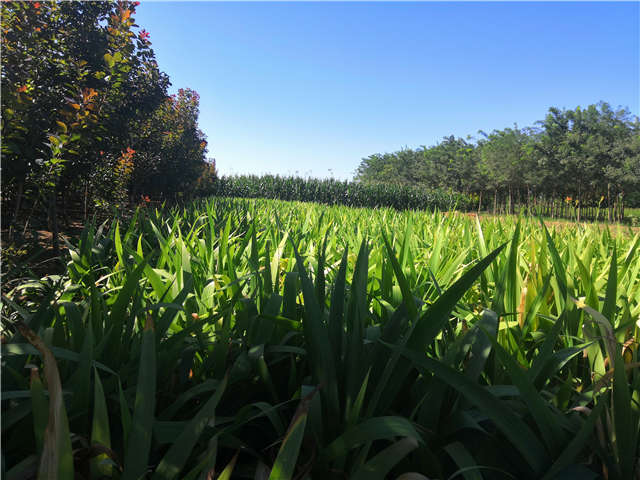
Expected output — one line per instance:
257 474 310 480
2 197 639 479
356 102 640 219
1 0 214 247
205 174 474 211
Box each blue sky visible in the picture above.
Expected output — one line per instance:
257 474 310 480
134 1 639 180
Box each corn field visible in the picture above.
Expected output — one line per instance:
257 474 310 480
203 175 474 212
2 197 639 480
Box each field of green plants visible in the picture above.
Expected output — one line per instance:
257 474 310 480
207 174 474 212
2 197 639 480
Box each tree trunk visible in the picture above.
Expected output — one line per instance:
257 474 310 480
10 180 24 241
607 183 612 222
84 181 89 221
62 190 70 229
493 189 497 215
49 191 59 255
577 204 580 222
577 183 581 222
508 186 513 215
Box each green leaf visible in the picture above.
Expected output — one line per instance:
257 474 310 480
118 379 132 453
540 221 568 309
216 451 239 480
611 341 638 479
464 309 498 381
104 53 115 68
315 227 329 310
487 331 565 454
370 243 506 416
328 248 348 374
268 388 316 480
345 239 369 406
107 260 147 365
443 441 483 480
291 238 340 427
15 321 74 480
602 244 617 323
321 416 421 462
387 343 550 475
30 368 48 456
381 231 417 320
540 401 605 480
91 368 112 477
153 375 228 480
122 319 156 480
351 437 419 480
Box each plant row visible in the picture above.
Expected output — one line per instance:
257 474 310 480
203 175 474 212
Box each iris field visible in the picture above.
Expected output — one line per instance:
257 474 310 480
2 197 639 479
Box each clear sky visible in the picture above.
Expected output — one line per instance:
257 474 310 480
134 1 639 180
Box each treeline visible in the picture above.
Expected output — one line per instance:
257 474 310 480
356 102 640 221
205 174 473 212
1 1 215 248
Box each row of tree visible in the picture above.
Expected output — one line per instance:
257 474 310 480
355 102 640 220
1 1 215 248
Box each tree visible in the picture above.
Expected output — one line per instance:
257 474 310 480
477 126 529 213
131 88 209 199
354 101 640 218
355 152 406 184
1 0 170 246
534 102 640 219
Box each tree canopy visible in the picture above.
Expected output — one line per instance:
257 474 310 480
1 0 215 237
355 102 640 211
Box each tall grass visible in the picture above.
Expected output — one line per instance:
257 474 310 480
2 197 639 479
